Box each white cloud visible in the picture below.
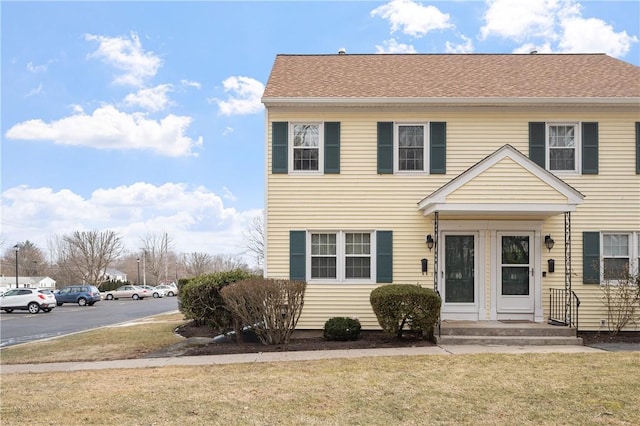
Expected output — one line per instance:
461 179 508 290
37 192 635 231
26 61 47 73
181 79 201 89
222 187 237 202
123 84 173 112
481 0 638 58
214 76 264 116
559 16 638 57
480 0 559 41
5 105 202 157
222 126 234 136
445 35 474 53
85 32 162 87
25 83 43 98
371 0 453 37
0 183 262 261
375 38 417 53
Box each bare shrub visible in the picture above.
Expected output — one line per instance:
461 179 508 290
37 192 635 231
600 263 640 335
221 278 306 345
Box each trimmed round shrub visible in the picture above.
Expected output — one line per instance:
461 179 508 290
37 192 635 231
323 317 362 341
370 284 441 338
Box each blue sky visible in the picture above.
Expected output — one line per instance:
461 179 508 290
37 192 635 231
1 0 639 265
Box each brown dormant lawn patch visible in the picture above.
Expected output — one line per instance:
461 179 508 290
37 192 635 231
0 312 187 365
1 352 638 425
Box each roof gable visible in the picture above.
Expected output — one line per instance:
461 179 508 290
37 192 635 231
417 145 584 217
263 54 639 104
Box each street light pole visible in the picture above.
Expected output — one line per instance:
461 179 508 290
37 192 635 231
13 244 19 289
137 258 141 286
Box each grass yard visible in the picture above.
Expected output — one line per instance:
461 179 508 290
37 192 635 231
0 312 186 364
2 352 639 425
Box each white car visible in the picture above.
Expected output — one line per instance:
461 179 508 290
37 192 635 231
1 288 57 314
104 285 148 300
154 284 178 297
139 285 165 298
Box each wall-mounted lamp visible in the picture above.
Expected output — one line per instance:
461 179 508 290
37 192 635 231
425 234 435 251
544 235 555 252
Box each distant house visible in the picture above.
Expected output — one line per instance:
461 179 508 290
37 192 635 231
261 53 640 332
0 276 56 291
104 268 128 282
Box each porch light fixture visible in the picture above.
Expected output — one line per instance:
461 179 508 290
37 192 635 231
426 234 435 251
544 235 555 252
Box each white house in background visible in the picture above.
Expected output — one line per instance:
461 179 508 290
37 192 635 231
104 268 128 282
0 276 56 291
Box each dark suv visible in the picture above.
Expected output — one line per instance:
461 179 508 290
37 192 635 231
55 285 101 306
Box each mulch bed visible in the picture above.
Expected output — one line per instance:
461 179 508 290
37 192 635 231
176 322 435 356
579 331 640 345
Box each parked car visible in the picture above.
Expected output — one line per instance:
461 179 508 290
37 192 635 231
104 285 148 300
139 285 165 298
55 285 101 306
1 288 57 314
154 284 178 297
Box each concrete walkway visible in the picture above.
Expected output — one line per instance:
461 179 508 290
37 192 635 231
0 344 614 375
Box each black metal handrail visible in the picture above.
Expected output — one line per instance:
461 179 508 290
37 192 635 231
548 288 581 336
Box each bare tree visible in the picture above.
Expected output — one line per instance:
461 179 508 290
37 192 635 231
58 230 124 287
139 232 174 284
184 252 213 277
243 215 264 268
1 240 46 277
211 253 249 272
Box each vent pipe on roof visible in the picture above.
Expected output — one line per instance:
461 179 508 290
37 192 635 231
530 49 538 54
338 48 346 55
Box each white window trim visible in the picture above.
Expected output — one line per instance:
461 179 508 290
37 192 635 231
394 122 429 175
306 230 376 284
545 122 581 175
289 122 324 175
600 231 640 285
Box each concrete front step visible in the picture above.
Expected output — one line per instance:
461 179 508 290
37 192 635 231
436 335 584 346
439 326 577 337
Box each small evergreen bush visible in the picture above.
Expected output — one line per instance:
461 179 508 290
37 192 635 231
179 269 257 330
323 317 362 341
370 284 441 338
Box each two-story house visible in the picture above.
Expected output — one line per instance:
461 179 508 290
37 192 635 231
261 53 640 332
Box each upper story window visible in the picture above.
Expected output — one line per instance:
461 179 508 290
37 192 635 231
395 123 428 173
291 123 322 173
548 124 578 172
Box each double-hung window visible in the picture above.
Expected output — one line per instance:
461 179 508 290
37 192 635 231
291 123 322 172
395 123 427 173
601 232 640 282
547 123 580 173
309 231 374 282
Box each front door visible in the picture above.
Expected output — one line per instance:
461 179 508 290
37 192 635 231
497 232 534 314
441 233 478 318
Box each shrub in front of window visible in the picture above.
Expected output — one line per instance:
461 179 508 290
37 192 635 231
221 278 306 345
600 262 640 335
323 317 362 341
179 269 256 330
370 284 441 339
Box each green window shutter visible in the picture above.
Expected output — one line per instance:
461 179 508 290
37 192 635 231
583 232 600 284
529 122 546 168
582 122 598 174
290 231 306 281
324 122 341 174
376 231 393 283
272 122 288 174
636 122 640 175
377 122 393 174
430 122 446 174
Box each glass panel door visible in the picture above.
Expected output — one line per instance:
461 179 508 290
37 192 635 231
497 233 534 314
444 235 475 303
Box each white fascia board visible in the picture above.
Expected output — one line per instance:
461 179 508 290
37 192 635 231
422 203 578 216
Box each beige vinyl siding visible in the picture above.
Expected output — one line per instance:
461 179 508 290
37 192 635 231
266 106 640 330
446 157 569 203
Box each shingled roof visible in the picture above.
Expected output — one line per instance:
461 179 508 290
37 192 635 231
262 53 640 104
